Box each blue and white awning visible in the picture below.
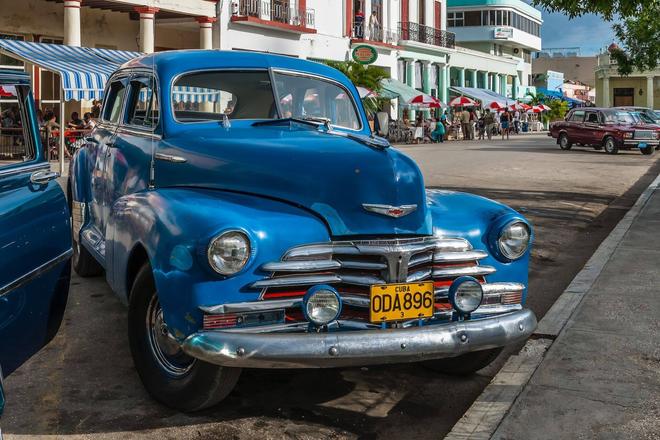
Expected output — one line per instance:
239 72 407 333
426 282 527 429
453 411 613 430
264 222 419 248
0 40 140 101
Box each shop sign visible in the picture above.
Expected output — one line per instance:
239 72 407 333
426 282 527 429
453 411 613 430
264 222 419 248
352 45 378 65
494 27 513 39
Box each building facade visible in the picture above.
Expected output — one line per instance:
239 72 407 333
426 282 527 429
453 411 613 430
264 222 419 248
595 52 660 109
0 0 543 118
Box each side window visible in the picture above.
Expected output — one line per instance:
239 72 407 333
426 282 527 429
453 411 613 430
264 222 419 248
0 84 36 168
586 112 599 123
125 76 159 129
570 110 585 122
102 80 128 124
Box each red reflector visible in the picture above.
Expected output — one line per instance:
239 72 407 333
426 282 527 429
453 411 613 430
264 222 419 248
203 314 238 330
262 290 307 299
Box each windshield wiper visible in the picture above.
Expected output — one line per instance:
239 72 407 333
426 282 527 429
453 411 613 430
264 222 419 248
253 116 390 150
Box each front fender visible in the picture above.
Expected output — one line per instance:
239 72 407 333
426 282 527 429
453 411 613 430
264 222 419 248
427 189 533 301
68 146 92 206
106 188 330 340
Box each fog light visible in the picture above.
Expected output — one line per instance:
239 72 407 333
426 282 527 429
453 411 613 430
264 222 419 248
303 285 342 326
449 276 484 315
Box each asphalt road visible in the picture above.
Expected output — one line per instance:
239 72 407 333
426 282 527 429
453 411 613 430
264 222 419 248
3 134 659 440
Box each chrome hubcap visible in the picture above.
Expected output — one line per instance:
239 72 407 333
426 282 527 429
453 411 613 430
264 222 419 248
146 295 195 377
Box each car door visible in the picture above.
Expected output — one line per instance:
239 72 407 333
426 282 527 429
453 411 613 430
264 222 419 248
0 74 71 415
567 109 585 143
88 77 130 243
583 110 602 145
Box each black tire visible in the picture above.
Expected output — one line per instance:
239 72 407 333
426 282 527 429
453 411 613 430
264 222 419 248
128 264 241 412
558 132 572 150
604 136 619 154
641 145 654 155
422 347 503 376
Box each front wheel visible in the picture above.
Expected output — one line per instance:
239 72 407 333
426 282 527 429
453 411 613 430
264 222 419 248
641 145 654 155
422 348 503 376
604 136 619 154
558 133 572 150
128 264 241 412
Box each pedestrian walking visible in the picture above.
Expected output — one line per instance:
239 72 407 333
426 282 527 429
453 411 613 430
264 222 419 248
513 110 520 134
460 107 470 140
500 109 511 140
468 109 477 140
477 115 485 140
484 109 496 140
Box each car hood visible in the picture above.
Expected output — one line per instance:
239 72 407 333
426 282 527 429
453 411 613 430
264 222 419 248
155 124 431 237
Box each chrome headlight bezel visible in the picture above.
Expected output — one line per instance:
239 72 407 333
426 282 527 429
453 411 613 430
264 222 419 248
497 220 531 261
207 230 252 276
302 285 342 326
448 276 484 314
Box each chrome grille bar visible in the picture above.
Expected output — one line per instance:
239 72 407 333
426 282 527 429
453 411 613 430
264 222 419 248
262 260 341 272
432 265 496 278
433 250 488 262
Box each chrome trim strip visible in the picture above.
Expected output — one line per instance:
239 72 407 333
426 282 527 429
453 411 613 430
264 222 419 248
432 265 496 278
201 298 302 314
251 274 341 289
154 153 187 163
181 309 537 368
0 249 73 298
117 126 162 140
262 260 341 272
338 260 388 270
434 250 488 262
0 162 50 179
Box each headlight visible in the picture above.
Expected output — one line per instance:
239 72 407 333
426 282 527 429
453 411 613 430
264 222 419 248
207 230 251 275
303 285 342 326
623 132 634 139
498 221 530 260
449 276 483 314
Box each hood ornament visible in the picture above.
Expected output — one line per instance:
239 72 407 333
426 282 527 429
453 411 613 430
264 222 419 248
362 204 417 218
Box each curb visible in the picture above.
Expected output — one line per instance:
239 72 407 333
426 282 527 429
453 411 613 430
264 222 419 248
444 171 660 440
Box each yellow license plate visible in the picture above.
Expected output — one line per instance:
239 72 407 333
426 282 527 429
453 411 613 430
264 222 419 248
369 282 434 323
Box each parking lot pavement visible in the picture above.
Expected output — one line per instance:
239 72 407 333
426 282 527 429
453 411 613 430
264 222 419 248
3 134 659 439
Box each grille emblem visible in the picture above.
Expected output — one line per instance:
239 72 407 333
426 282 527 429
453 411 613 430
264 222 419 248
362 204 417 218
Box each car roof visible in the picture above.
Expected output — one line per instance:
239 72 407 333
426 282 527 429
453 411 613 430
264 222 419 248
119 50 350 85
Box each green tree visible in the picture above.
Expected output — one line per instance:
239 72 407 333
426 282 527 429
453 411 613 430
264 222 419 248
531 0 660 75
525 91 547 105
323 60 391 114
547 99 570 122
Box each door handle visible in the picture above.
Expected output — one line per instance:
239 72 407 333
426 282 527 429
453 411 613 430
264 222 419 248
30 170 60 185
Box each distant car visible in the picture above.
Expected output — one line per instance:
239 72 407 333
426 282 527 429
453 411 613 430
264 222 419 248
549 108 660 155
615 106 660 124
0 71 71 419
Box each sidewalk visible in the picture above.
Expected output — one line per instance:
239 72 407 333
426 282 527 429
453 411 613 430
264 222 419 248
447 172 660 439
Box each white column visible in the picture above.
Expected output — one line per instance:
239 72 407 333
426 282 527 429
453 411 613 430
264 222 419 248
197 17 216 49
135 7 159 53
63 0 81 46
646 76 654 109
602 76 610 107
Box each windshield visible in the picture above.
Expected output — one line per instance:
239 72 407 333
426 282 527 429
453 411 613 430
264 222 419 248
172 71 278 122
632 112 655 124
603 111 637 125
273 72 361 130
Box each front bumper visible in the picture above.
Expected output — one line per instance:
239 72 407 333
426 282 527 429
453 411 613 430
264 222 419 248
181 309 537 368
623 140 659 147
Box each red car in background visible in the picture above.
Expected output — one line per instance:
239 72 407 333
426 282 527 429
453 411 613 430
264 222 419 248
549 108 660 155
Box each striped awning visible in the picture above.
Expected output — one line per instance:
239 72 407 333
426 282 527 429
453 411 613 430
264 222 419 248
0 40 142 101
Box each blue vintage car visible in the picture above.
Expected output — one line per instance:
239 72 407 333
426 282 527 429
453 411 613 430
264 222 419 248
0 71 71 419
69 51 536 411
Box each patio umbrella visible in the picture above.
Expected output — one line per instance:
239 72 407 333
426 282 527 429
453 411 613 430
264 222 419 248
508 102 524 111
521 103 533 111
448 96 478 107
536 104 551 111
526 107 542 113
408 94 443 108
357 86 376 99
488 101 505 111
0 85 16 97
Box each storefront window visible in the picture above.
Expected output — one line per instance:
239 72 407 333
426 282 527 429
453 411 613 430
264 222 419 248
0 34 24 69
464 11 481 26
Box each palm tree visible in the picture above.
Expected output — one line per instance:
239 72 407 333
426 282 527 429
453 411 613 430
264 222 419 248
323 60 390 114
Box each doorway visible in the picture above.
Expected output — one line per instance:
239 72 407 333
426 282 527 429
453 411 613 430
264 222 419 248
613 88 634 106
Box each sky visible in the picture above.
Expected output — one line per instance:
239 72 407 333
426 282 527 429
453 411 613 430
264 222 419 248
524 2 619 55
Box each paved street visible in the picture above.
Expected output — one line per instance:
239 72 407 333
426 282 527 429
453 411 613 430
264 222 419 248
3 134 659 439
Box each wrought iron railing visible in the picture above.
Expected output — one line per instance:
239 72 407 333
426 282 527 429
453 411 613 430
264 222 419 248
398 22 455 49
234 0 315 29
351 22 400 46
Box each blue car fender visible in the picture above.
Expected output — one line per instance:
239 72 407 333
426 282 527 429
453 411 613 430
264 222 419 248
106 188 330 340
426 189 533 302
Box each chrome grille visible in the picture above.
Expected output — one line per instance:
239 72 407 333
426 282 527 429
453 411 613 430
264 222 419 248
634 130 655 140
251 236 495 293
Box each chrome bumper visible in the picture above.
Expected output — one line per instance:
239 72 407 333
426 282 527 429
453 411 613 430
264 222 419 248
181 309 537 368
623 140 658 146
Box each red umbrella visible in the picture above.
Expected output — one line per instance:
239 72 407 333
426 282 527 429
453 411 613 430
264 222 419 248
408 94 443 108
526 107 542 113
0 86 16 97
536 104 551 111
508 102 524 111
448 96 478 107
488 101 505 111
521 103 533 111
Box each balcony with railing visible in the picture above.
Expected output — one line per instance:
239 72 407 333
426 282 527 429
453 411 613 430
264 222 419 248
231 0 316 34
398 22 455 50
350 22 400 49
